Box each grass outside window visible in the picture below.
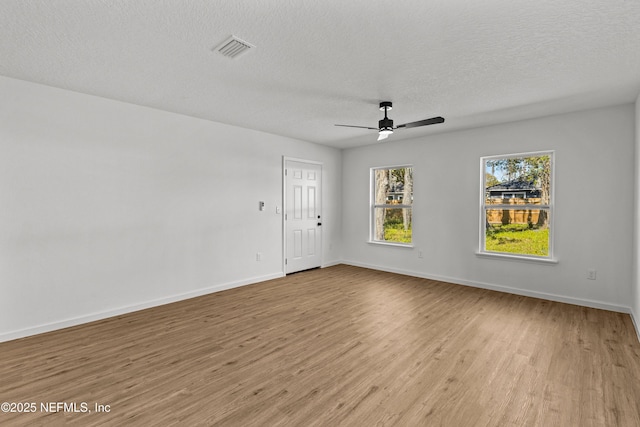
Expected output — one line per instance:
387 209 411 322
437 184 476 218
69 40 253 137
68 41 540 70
485 223 549 256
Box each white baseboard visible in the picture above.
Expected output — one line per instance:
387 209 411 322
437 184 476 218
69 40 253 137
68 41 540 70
342 260 633 315
631 309 640 344
322 259 343 268
0 272 284 343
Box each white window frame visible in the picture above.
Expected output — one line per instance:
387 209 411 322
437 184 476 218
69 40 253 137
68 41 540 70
369 165 414 247
478 151 557 263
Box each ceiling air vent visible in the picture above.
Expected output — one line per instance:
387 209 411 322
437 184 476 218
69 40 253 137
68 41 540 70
214 35 255 59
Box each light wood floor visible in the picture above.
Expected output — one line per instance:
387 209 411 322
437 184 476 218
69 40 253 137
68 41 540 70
1 265 640 426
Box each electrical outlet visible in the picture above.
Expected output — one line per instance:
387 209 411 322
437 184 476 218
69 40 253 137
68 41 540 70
256 252 262 261
587 269 597 280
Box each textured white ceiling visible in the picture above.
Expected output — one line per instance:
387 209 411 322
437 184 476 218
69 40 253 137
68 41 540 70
2 1 640 148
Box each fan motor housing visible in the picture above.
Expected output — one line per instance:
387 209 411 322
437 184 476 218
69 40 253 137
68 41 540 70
379 117 394 130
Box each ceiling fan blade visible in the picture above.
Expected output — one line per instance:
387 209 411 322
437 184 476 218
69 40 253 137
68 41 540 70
334 124 378 130
396 116 445 129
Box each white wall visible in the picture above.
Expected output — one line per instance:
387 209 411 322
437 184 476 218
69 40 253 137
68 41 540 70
633 94 640 337
0 76 342 341
343 104 635 312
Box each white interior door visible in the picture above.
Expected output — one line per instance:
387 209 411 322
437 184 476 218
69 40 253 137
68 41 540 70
285 160 322 274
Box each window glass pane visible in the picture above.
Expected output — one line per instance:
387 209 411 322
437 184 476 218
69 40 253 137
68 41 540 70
374 207 412 243
375 168 413 205
484 155 551 206
485 209 550 256
373 166 413 244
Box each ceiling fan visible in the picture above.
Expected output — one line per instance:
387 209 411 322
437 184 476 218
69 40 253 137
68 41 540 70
335 101 444 141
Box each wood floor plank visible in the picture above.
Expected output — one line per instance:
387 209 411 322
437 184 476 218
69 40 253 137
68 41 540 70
1 264 639 426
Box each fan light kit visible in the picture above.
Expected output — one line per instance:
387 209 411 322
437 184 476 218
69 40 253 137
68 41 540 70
335 101 444 141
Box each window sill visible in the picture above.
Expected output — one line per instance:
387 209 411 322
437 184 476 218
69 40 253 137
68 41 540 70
475 251 558 264
368 240 414 249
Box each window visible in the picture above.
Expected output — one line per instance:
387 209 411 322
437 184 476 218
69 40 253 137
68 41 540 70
480 152 554 260
371 166 413 245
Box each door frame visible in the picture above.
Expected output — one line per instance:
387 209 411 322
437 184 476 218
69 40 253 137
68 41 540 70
282 156 324 274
